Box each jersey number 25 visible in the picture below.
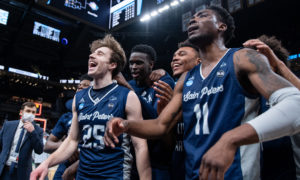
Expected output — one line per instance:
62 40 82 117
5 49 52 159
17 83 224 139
82 124 105 150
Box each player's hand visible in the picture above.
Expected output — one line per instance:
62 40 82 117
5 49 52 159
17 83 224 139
24 122 35 133
153 80 173 114
243 39 280 72
30 162 49 180
199 134 237 180
104 117 127 148
113 72 133 90
150 69 166 82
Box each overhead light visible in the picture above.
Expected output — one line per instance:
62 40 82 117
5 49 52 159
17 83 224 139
158 4 170 13
180 0 185 2
151 11 158 17
140 14 151 22
171 1 179 6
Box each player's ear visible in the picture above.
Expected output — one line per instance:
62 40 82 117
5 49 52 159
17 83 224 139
149 61 154 70
196 58 201 65
109 62 117 71
218 22 227 33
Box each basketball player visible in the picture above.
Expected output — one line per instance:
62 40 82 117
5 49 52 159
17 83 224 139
198 36 300 180
104 6 300 180
128 44 175 179
150 41 201 180
31 35 151 180
170 41 201 180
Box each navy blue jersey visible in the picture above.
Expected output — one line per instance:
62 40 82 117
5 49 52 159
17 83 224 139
75 83 133 180
260 97 297 180
52 112 72 139
171 119 185 180
182 48 260 180
129 72 175 119
129 72 175 178
171 80 185 180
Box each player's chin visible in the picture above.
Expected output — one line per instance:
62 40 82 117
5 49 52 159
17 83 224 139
88 70 97 78
173 70 183 77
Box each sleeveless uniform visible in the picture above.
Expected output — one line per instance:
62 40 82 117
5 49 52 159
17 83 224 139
182 48 260 180
75 83 132 180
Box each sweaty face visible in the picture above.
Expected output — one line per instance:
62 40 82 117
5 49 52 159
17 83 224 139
187 9 220 44
171 47 200 77
129 52 153 82
88 47 113 79
77 79 91 92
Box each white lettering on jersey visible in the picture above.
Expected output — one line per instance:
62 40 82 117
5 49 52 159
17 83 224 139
78 111 113 121
183 85 224 102
142 94 153 104
200 85 224 99
183 91 200 102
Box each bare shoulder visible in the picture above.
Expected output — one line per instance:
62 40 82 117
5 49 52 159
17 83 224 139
127 90 138 100
126 90 141 108
234 48 271 74
234 48 292 98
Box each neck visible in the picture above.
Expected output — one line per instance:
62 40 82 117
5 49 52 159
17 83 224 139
198 39 228 66
93 74 113 89
136 76 152 87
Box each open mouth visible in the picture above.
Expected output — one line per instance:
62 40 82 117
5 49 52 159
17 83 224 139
172 63 182 71
187 25 198 34
89 61 98 69
131 71 140 78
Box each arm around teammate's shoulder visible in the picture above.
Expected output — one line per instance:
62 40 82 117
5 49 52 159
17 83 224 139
234 48 292 99
104 75 186 148
234 48 300 140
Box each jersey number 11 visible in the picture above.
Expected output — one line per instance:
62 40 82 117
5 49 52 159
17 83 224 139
194 102 210 135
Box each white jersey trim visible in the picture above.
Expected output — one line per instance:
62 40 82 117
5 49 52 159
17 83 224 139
88 84 119 105
199 48 231 80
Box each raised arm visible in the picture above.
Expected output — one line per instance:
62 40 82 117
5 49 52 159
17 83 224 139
30 96 80 180
199 48 300 180
125 91 151 180
149 69 166 82
243 39 300 90
104 72 186 147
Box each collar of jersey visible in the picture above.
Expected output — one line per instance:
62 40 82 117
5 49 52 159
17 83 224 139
88 83 118 105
